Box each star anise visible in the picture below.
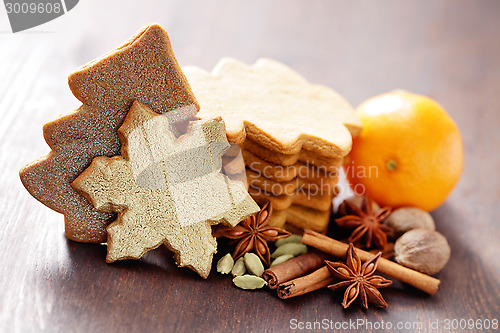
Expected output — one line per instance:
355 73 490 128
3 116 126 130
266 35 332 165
335 196 392 249
215 201 291 266
326 243 392 309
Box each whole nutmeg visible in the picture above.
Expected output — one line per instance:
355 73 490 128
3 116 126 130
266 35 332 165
384 207 435 239
394 229 450 275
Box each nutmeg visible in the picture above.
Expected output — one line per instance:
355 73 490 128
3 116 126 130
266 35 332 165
384 207 435 239
394 229 450 275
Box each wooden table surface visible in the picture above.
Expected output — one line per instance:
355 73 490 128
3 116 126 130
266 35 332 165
1 1 499 332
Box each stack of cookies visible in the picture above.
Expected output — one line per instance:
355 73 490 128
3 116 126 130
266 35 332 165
184 58 362 233
243 141 342 234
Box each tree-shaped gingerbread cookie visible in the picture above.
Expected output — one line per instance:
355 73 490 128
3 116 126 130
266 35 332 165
20 24 198 243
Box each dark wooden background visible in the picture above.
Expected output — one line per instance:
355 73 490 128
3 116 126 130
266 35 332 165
1 1 499 332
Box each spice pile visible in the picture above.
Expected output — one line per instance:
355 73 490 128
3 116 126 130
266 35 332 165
337 196 451 275
214 202 309 290
216 195 451 310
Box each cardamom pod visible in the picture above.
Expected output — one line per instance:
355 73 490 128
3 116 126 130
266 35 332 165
271 243 308 258
231 257 246 277
275 234 302 247
244 252 264 277
270 254 294 267
233 275 268 290
216 253 234 274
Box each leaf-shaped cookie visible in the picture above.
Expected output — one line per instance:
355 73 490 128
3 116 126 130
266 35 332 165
72 101 259 278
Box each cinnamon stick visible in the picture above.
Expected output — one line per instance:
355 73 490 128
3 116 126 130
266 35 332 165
262 251 328 289
302 229 440 295
277 266 335 299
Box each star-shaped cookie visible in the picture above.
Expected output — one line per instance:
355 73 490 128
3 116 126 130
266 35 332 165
183 58 362 158
72 101 259 278
20 24 198 243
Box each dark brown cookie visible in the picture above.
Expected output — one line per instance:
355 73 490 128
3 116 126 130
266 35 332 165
20 23 198 243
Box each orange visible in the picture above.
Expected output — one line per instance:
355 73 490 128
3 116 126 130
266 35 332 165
345 91 463 211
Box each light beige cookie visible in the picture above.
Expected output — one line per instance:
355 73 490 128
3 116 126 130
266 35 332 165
243 149 341 182
248 185 335 211
224 149 341 190
246 169 298 195
243 149 297 181
268 206 331 234
286 205 331 234
246 168 338 197
268 209 287 228
248 187 294 211
72 101 259 278
184 58 362 159
243 139 344 168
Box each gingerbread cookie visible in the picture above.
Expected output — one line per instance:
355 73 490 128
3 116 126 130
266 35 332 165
248 186 335 211
20 24 198 243
243 139 344 168
243 150 298 182
286 205 331 233
72 101 259 278
183 58 362 159
243 150 340 184
245 168 338 198
246 169 298 196
267 205 331 234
